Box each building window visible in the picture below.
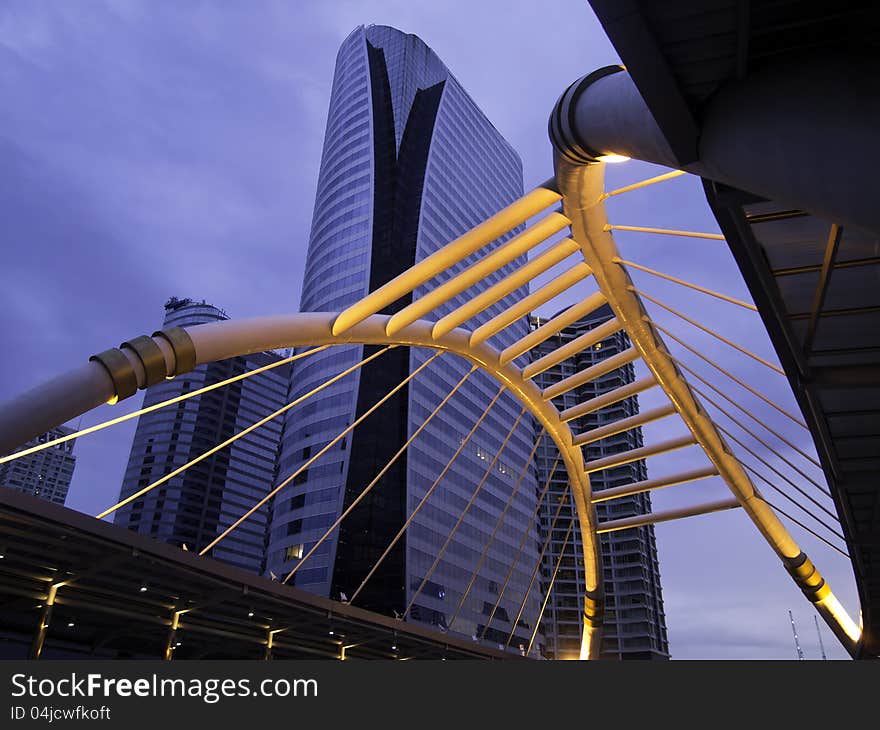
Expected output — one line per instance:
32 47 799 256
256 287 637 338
286 544 304 561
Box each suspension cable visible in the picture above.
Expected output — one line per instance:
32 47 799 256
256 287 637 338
757 495 849 558
447 454 560 630
526 519 574 655
198 350 443 555
506 488 574 648
348 384 508 605
407 419 540 621
716 424 843 532
690 381 830 497
636 290 785 375
673 356 821 469
283 365 477 585
97 346 392 520
0 345 330 465
601 169 686 199
479 481 571 642
736 454 846 543
614 258 757 311
654 321 807 428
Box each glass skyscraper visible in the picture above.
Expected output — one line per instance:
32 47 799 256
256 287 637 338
116 297 291 574
530 305 669 659
0 426 76 506
267 25 543 652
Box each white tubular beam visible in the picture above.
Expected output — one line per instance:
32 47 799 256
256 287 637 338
469 263 593 347
597 498 741 534
559 375 657 422
592 465 719 503
584 434 696 474
542 346 639 401
522 316 621 380
555 155 861 656
332 182 561 335
573 403 677 447
431 237 581 339
385 212 570 336
500 291 609 366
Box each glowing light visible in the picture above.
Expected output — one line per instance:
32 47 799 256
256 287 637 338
597 154 630 164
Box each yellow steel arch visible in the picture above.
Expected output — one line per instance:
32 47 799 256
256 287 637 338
554 155 861 656
183 311 605 659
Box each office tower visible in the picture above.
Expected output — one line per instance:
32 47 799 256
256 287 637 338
115 297 290 574
0 426 76 505
531 304 669 659
267 25 543 651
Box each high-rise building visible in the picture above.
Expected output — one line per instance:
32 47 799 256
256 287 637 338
531 304 669 659
115 297 290 574
267 25 543 652
0 426 76 505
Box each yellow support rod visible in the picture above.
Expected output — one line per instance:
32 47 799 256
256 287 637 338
469 263 593 347
522 316 621 380
573 403 677 447
332 182 561 335
499 290 608 365
385 212 570 336
542 346 640 401
592 465 719 503
559 375 657 422
597 498 741 533
605 224 725 240
584 434 696 474
601 169 687 199
431 237 581 340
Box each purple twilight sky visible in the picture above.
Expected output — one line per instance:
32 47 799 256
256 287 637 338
0 0 858 659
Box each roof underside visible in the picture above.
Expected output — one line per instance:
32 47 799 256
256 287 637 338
589 0 880 657
0 489 515 661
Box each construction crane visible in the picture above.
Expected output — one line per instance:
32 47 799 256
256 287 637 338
789 610 805 660
814 615 828 660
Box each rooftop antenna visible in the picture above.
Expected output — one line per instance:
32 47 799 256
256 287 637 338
814 615 828 660
789 609 805 660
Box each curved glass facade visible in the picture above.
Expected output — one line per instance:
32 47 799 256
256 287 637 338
268 25 542 654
